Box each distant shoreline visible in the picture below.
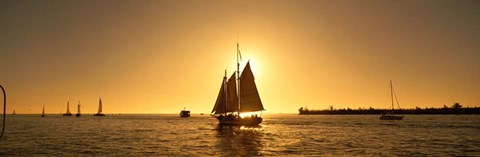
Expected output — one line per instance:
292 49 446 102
298 105 480 115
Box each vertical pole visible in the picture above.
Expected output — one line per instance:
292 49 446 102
390 80 394 112
0 85 6 140
224 70 227 116
237 43 241 117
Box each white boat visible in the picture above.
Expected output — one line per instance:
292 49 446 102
211 43 265 126
93 98 105 116
380 80 404 120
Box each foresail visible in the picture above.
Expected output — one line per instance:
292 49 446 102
98 98 103 113
239 62 265 112
66 101 70 114
226 73 238 112
212 78 227 114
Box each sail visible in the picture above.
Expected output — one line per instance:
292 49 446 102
239 62 264 112
66 101 70 114
226 73 238 112
77 102 81 114
212 77 227 114
42 105 45 114
98 98 102 113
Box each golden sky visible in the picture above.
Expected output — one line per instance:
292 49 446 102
1 0 479 114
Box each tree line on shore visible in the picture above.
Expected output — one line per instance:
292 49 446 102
299 103 480 115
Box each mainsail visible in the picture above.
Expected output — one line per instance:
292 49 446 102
212 61 264 115
66 101 71 114
239 62 264 112
226 73 239 112
98 98 102 113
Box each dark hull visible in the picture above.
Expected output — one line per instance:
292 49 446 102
180 111 190 117
63 113 72 116
75 114 81 117
216 116 262 126
41 115 45 117
94 113 105 116
380 115 404 120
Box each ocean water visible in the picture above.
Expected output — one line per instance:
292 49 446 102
0 114 479 156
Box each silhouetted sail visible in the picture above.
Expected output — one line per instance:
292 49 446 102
212 77 227 114
66 102 71 114
239 62 264 112
226 73 239 112
76 101 81 117
98 98 102 113
63 101 73 116
94 98 105 116
41 105 45 117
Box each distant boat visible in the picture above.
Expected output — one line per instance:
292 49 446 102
200 113 204 115
75 101 81 117
380 80 404 120
63 101 73 116
180 107 190 117
93 98 105 116
41 105 45 117
12 109 15 115
211 43 264 126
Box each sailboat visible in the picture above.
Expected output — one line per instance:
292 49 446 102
12 109 15 115
41 105 45 117
211 43 265 126
75 101 81 117
94 98 105 116
380 80 404 120
63 101 73 116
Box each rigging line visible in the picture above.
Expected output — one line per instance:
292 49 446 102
1 85 6 141
392 86 401 110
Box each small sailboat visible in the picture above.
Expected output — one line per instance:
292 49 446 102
380 80 404 120
180 107 190 117
75 101 81 117
93 98 105 116
12 109 15 115
211 43 265 126
63 101 73 116
41 105 45 117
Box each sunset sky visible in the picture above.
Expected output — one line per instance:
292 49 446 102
1 0 479 114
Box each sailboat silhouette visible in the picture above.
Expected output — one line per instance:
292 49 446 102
211 43 265 126
63 101 72 116
94 98 105 116
41 105 45 117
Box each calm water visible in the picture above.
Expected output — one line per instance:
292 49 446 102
0 114 479 156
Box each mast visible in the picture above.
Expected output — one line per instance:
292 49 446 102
42 105 45 115
224 70 227 116
390 80 394 111
237 43 241 117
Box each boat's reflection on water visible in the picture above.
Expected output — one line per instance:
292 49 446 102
215 125 264 156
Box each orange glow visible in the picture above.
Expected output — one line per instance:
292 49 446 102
1 1 479 114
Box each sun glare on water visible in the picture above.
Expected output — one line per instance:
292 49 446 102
239 112 262 118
